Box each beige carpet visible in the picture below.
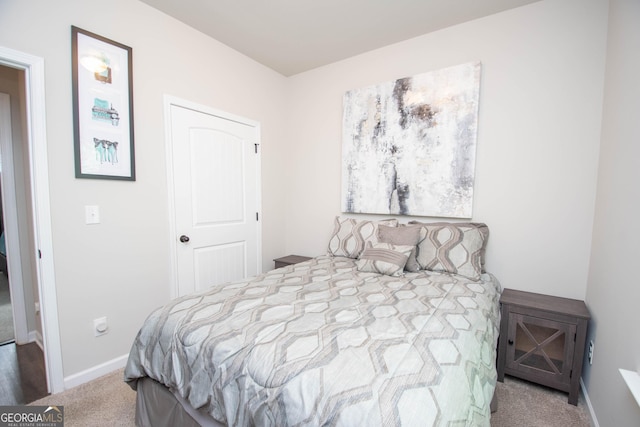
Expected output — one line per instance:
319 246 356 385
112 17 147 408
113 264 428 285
29 369 592 426
0 272 14 344
492 376 591 426
29 369 136 427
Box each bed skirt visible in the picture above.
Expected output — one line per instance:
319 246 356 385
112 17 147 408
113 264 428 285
134 377 498 426
135 377 224 427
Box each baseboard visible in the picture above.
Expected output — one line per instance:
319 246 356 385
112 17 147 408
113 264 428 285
581 378 599 427
30 330 43 350
63 353 129 390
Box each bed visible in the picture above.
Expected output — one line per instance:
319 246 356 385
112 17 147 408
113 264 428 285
125 218 501 426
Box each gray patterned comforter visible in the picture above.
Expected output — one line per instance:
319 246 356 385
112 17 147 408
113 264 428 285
125 256 501 426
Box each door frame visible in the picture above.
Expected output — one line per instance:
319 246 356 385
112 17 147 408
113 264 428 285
0 46 64 393
163 95 262 299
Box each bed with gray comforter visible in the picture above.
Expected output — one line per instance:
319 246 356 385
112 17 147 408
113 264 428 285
125 253 501 426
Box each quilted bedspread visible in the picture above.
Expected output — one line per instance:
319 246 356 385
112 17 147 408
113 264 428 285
124 256 501 426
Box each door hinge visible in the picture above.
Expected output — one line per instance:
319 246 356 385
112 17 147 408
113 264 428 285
574 333 577 342
254 143 259 154
38 249 42 259
570 369 573 378
256 212 259 221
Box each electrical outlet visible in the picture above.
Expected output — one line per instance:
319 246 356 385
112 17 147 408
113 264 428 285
588 340 594 365
94 317 108 337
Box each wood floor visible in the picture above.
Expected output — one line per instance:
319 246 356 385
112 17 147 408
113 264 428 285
0 341 49 405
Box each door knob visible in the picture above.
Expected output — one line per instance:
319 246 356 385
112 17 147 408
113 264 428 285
179 235 190 243
508 339 514 345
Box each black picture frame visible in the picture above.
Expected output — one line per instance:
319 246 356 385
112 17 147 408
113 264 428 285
72 26 135 180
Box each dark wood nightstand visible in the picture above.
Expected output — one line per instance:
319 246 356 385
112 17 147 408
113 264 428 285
273 255 312 269
497 288 590 405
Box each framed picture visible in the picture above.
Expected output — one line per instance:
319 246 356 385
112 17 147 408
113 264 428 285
342 62 481 218
72 26 135 180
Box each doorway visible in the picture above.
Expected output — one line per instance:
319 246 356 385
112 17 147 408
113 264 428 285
0 47 63 395
0 84 33 346
0 92 15 347
0 72 48 404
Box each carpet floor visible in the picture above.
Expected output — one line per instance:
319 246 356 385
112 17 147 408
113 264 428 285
29 369 592 426
30 369 135 427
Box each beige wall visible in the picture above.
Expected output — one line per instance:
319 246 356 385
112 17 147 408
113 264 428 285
583 0 640 425
0 0 289 376
2 0 637 424
284 0 608 300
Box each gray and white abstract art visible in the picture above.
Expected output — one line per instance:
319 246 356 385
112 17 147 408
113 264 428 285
342 62 481 218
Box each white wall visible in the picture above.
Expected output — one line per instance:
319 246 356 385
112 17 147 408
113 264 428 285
583 0 640 425
0 0 289 377
284 0 608 300
1 4 630 425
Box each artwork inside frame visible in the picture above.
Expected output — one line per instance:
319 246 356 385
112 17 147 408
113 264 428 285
71 26 136 180
341 62 481 218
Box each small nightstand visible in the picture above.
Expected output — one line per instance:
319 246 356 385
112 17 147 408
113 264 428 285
497 288 590 405
273 255 312 269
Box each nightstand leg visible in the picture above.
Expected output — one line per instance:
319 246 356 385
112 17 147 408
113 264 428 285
568 390 578 406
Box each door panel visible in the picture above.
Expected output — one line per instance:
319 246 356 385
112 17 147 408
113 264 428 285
194 242 246 289
170 103 260 296
506 313 575 387
191 128 245 225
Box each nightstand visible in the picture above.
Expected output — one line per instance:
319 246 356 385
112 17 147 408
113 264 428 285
497 288 590 405
273 255 312 269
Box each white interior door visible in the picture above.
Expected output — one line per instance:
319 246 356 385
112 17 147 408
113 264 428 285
168 101 261 296
0 92 29 344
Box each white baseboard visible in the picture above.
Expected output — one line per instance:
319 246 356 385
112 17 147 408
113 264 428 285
31 330 43 350
581 378 599 427
63 353 129 390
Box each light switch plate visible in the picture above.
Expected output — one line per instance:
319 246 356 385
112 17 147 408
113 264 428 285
85 205 100 224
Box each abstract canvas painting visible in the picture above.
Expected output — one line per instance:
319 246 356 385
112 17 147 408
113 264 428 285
342 62 481 218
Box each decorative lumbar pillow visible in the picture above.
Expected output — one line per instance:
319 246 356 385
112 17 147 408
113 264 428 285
377 224 422 272
327 216 398 259
356 243 414 276
410 222 489 280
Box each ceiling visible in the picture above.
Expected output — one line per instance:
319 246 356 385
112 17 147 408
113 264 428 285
140 0 540 76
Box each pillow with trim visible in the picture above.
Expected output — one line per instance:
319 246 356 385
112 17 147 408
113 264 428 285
356 243 414 276
410 222 489 281
377 224 422 271
327 216 398 259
